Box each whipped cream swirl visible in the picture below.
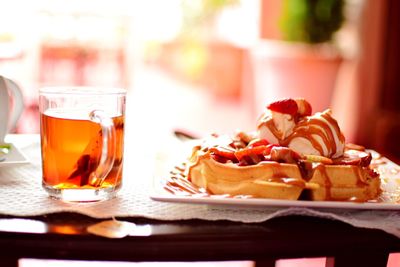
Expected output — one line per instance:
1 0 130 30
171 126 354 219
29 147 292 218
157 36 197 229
258 108 345 158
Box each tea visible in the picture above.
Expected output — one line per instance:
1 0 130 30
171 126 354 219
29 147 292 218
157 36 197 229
40 109 124 197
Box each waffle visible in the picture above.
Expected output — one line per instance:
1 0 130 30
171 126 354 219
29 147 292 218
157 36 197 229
306 164 381 201
187 146 381 202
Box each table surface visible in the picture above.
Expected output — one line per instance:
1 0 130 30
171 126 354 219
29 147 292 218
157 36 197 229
1 134 400 267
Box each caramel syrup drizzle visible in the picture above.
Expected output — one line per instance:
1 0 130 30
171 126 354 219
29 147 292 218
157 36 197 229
264 119 281 140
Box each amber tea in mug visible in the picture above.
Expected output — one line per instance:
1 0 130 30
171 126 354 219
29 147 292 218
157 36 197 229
39 87 126 202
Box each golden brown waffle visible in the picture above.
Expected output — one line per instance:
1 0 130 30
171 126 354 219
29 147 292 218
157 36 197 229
187 148 381 202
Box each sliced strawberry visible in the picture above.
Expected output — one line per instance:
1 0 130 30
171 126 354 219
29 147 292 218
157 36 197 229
295 98 312 116
211 153 229 164
264 144 279 155
209 146 237 161
234 145 268 161
238 155 255 166
248 138 269 148
235 144 280 165
267 98 298 116
238 157 250 166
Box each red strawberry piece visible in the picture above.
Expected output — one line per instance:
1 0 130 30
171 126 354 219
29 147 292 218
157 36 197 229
238 156 252 166
236 144 281 165
248 138 269 148
295 98 312 116
267 98 298 116
264 144 279 155
234 145 268 162
211 153 229 164
209 146 237 161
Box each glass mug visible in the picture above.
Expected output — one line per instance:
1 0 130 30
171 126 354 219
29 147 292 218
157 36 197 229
39 87 126 202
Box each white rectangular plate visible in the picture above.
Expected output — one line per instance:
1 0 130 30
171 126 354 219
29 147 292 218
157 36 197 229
151 148 400 210
151 191 400 210
0 143 29 167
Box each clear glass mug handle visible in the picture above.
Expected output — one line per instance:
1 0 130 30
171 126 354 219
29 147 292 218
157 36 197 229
88 110 116 187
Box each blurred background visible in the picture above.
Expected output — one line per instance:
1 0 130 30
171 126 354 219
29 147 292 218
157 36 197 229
1 0 399 161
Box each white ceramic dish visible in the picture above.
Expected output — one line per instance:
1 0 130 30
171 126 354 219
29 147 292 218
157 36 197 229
0 143 29 167
151 190 400 210
151 151 400 211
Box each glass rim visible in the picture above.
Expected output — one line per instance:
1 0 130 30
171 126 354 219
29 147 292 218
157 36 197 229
39 86 127 96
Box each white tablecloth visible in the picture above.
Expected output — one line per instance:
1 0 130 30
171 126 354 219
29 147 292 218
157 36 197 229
1 134 400 238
